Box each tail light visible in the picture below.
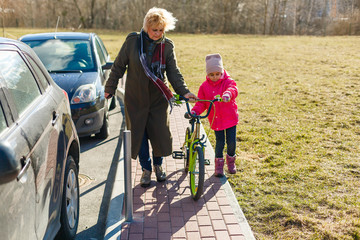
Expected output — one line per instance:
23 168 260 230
62 89 69 101
62 89 71 109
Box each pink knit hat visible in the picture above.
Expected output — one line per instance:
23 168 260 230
205 53 223 74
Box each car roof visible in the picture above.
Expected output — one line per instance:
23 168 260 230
0 37 35 52
0 37 19 45
0 37 60 88
19 32 94 41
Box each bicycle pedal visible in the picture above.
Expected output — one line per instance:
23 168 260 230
172 151 185 159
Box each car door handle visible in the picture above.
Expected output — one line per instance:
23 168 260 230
17 157 31 182
52 111 59 126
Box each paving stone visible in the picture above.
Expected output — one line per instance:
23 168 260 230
115 104 251 240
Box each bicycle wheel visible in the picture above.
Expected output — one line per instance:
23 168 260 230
184 127 191 172
189 146 205 201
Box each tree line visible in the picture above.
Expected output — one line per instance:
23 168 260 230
1 0 360 35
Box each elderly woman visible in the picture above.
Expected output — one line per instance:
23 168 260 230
105 7 197 187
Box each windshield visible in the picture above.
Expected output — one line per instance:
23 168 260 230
24 39 96 72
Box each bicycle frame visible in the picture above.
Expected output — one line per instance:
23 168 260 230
173 94 222 200
185 116 204 173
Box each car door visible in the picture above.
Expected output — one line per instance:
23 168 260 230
0 47 38 240
1 45 64 239
17 49 71 240
23 53 67 239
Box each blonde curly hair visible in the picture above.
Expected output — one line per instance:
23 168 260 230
143 7 177 32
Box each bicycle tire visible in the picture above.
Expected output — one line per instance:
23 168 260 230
189 146 205 201
184 127 191 172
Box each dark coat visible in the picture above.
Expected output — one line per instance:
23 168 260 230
105 32 190 159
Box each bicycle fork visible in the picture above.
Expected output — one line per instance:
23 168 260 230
188 123 205 173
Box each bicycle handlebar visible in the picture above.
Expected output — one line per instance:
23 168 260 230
175 94 222 119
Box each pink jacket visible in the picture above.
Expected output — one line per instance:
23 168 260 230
191 70 239 131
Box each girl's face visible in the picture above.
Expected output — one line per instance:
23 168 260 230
207 72 222 82
147 25 164 41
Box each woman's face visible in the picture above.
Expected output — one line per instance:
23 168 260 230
147 25 164 41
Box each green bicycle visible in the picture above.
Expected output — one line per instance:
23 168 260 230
172 94 222 200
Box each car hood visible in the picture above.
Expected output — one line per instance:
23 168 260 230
50 71 99 98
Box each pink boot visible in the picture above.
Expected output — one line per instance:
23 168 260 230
226 154 237 174
214 158 225 177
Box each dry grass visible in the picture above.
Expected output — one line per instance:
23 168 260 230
5 28 360 240
167 34 360 240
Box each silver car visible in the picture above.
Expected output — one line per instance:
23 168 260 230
0 37 80 239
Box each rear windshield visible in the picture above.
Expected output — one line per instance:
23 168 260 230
24 39 96 72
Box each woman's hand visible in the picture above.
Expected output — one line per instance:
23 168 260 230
105 92 113 99
184 92 198 103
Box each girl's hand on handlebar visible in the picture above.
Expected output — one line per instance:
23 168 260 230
222 93 231 102
184 92 198 103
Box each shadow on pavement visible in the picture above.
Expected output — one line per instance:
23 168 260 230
76 98 126 240
122 169 224 238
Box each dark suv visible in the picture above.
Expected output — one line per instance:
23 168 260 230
20 32 115 139
0 37 80 239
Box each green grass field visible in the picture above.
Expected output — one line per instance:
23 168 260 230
5 28 360 240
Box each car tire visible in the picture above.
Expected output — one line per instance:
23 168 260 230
56 156 79 240
95 110 109 139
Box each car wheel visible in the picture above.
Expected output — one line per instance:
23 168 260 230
95 110 109 139
56 155 79 240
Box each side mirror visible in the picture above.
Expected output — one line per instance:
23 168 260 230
102 62 113 70
0 143 20 185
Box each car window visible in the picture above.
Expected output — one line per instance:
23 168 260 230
23 40 95 72
95 39 106 66
0 51 41 116
0 103 6 133
25 54 49 90
96 36 109 59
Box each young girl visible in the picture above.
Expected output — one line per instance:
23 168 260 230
191 53 239 177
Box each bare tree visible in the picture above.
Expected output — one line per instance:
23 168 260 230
263 0 269 34
3 0 360 35
277 0 288 34
72 0 87 28
0 0 7 36
305 0 315 34
293 0 298 34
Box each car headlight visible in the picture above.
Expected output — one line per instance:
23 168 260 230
71 84 96 104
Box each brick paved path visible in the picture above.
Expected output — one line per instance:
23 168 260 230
118 103 253 240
